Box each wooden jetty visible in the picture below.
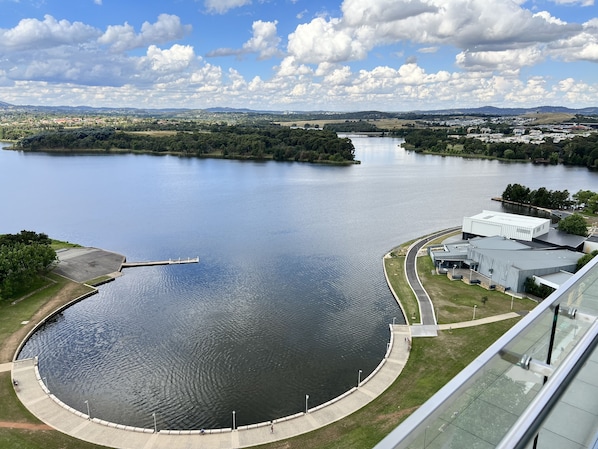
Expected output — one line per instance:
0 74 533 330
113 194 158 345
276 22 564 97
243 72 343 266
121 257 199 268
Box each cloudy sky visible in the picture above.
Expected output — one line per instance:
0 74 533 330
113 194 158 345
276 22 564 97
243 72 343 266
0 0 596 111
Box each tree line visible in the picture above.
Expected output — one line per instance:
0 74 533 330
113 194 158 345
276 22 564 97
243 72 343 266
0 231 57 299
502 184 598 213
502 183 592 237
398 128 598 169
501 184 573 209
323 121 381 133
14 125 356 164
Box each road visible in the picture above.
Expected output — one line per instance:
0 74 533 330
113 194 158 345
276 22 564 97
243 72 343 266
404 227 461 333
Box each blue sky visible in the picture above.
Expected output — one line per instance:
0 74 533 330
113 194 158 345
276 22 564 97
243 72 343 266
0 0 596 111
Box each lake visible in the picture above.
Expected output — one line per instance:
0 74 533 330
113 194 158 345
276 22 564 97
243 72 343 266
3 137 597 430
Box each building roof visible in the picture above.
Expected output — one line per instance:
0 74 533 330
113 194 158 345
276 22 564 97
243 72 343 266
534 271 574 289
473 247 581 271
468 210 549 229
469 235 530 251
534 227 587 250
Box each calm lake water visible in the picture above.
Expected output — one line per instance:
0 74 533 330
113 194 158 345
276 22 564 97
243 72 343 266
3 137 598 430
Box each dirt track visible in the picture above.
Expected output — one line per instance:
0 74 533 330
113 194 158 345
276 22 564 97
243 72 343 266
0 421 53 430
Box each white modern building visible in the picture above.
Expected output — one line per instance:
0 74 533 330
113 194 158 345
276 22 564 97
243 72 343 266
463 210 551 241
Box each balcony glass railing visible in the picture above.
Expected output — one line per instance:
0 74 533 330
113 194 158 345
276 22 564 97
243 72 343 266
375 256 598 449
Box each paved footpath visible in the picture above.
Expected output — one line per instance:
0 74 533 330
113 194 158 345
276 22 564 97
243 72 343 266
437 312 523 330
12 325 411 449
0 362 12 373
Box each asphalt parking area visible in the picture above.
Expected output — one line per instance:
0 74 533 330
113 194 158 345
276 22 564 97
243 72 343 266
53 247 125 283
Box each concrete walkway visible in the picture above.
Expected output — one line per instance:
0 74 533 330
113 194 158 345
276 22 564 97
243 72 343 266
12 325 412 449
0 362 12 373
437 312 523 330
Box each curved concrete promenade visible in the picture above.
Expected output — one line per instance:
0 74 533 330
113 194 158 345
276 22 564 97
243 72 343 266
12 324 411 449
10 233 521 448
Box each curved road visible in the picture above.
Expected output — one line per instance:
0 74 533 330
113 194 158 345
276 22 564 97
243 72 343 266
405 227 461 336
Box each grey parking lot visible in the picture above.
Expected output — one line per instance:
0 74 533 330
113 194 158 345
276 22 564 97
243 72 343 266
53 247 125 283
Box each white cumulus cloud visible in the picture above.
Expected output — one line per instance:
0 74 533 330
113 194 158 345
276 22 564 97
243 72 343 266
144 44 196 72
0 15 100 51
286 0 584 72
99 14 191 52
208 20 281 60
242 21 282 60
204 0 251 14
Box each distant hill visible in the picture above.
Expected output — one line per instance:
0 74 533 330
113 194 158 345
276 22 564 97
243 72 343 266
0 100 597 117
416 105 598 116
204 107 276 113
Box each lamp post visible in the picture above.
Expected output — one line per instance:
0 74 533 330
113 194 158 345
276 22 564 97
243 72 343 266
305 394 309 413
232 410 236 430
358 369 362 387
473 305 477 320
510 294 514 311
392 316 396 325
84 400 90 419
152 412 157 433
43 376 48 390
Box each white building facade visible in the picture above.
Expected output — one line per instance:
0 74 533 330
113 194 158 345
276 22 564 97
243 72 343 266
462 210 551 241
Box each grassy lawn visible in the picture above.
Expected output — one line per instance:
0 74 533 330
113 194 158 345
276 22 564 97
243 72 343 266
50 239 81 251
0 234 530 449
384 255 419 323
0 273 108 448
0 273 93 363
0 274 63 357
417 257 536 323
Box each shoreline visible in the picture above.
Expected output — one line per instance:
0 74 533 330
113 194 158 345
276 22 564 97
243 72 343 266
1 146 360 165
7 233 523 448
8 245 411 447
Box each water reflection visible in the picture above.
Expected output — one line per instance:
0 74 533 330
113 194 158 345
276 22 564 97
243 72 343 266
4 138 598 429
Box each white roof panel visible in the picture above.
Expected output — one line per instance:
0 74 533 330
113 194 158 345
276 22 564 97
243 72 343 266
469 210 549 228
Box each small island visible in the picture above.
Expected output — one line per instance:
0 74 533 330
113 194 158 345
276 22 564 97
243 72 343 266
9 124 358 165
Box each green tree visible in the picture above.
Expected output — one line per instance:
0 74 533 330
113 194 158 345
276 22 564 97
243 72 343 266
524 277 555 299
557 214 589 237
587 194 598 214
577 250 598 271
573 190 596 210
0 231 57 299
502 183 530 203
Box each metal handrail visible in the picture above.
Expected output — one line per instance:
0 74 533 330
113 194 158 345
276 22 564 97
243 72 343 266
374 256 598 449
496 318 598 449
